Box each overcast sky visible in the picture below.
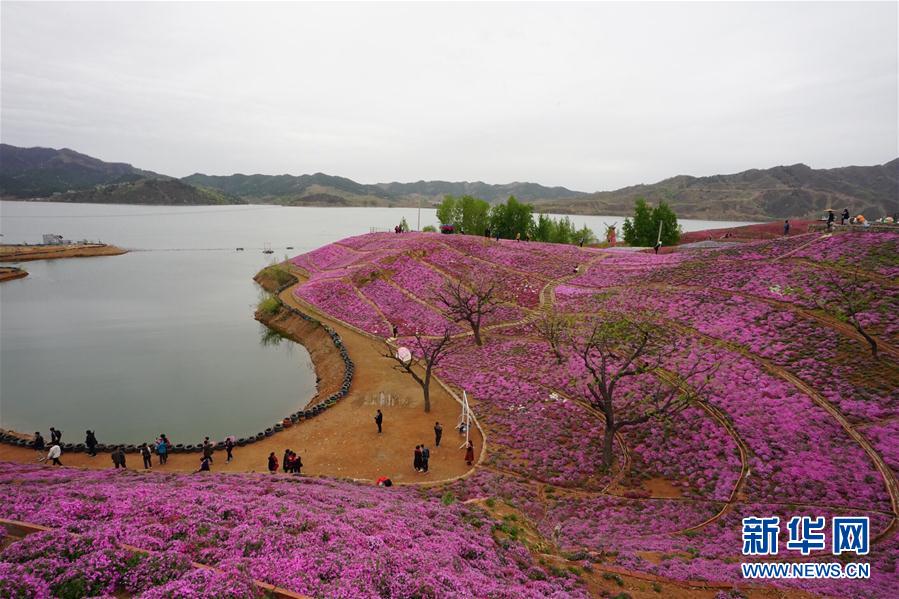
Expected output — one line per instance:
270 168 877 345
1 2 896 191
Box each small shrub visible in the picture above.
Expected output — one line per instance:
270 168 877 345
258 295 282 316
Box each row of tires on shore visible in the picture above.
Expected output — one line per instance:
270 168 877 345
0 295 355 454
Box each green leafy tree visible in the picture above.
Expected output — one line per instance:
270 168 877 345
534 213 554 242
490 196 534 240
437 195 490 235
399 217 410 232
653 201 681 245
622 199 681 246
576 225 595 246
436 196 461 228
622 199 655 246
460 195 491 235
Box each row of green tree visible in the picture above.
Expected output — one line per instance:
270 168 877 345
436 195 595 245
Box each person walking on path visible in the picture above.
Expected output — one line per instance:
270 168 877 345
293 452 303 474
826 209 835 231
283 449 291 473
434 422 443 448
156 438 168 465
783 220 790 236
841 208 850 225
465 440 475 466
50 427 62 445
47 444 62 466
140 443 153 469
267 452 279 474
225 438 234 463
202 437 214 464
112 446 126 469
414 445 423 472
375 409 383 434
85 430 98 457
197 455 211 472
33 432 45 456
421 444 430 473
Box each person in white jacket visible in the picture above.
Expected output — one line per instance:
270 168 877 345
47 444 62 466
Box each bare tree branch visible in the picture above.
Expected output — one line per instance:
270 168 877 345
383 328 454 412
434 277 499 346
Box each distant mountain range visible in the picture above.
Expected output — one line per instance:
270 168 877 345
532 160 899 220
1 143 896 219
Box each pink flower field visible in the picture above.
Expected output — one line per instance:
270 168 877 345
3 230 897 598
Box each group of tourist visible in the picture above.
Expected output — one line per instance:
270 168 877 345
372 412 476 474
31 410 477 479
281 449 303 474
30 426 239 474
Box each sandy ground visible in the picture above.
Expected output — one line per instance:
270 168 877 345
0 267 28 282
0 270 481 485
0 243 128 262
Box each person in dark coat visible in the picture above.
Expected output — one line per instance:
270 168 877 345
292 452 303 474
225 438 234 463
33 432 45 454
465 440 475 466
202 437 214 463
434 422 443 447
140 443 152 469
112 446 126 469
267 452 278 474
841 208 850 225
49 427 62 445
197 456 211 472
827 209 835 230
85 430 98 457
783 220 790 236
414 445 423 472
375 410 383 434
283 449 291 472
421 445 430 472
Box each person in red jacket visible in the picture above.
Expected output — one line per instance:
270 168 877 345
267 452 279 474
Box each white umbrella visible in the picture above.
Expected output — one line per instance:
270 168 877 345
396 347 412 364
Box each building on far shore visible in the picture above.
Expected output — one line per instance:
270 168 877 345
42 234 72 245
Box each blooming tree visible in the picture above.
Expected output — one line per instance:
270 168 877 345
434 277 499 346
385 328 454 412
569 313 717 469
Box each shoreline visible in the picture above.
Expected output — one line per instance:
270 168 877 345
0 266 28 282
0 265 481 484
0 243 128 262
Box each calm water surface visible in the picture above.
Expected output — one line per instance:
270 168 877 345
0 202 753 443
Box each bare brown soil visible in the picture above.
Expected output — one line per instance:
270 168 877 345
0 267 28 282
0 243 128 262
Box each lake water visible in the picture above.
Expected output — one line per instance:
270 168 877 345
0 201 754 443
